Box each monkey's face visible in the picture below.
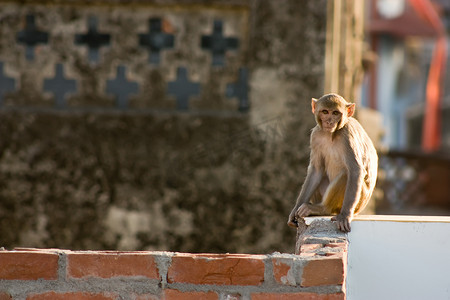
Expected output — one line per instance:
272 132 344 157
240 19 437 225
317 108 342 132
311 94 355 133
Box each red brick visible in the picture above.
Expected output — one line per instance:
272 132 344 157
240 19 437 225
167 253 265 285
0 251 59 280
301 257 345 287
251 292 345 300
26 292 116 300
325 252 343 258
67 252 158 279
0 292 12 300
164 290 218 300
272 258 295 286
300 244 323 253
299 252 316 257
324 243 347 250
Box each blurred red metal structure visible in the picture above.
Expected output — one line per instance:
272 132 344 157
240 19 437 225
409 0 447 152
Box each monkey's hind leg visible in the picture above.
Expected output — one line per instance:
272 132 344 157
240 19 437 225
296 202 328 218
295 177 331 218
295 189 328 218
322 172 347 215
353 183 372 214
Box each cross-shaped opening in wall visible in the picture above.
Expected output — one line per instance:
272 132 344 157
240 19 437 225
75 16 111 63
16 14 49 61
106 65 139 109
0 62 16 105
226 67 249 112
167 67 201 110
201 20 239 66
139 18 174 64
43 64 77 108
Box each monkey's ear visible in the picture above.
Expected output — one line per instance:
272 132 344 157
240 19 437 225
346 103 356 117
311 98 318 113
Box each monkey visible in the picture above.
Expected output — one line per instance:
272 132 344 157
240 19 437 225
287 93 378 232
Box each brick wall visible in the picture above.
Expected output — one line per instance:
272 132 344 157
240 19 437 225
0 219 347 300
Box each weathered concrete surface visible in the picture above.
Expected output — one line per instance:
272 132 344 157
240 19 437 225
0 0 327 253
295 217 347 255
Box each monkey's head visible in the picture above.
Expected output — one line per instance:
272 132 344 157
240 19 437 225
311 93 355 133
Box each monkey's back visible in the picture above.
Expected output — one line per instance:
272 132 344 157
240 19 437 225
345 118 378 210
346 118 378 186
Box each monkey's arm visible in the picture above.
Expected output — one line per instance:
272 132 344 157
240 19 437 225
287 164 323 227
332 158 363 232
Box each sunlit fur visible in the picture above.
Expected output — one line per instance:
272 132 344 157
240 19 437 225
288 93 378 231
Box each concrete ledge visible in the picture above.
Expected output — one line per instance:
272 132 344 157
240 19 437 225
353 214 450 223
295 217 347 255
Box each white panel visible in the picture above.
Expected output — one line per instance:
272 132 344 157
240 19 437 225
347 216 450 300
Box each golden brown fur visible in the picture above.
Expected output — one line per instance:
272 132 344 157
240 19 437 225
287 93 378 232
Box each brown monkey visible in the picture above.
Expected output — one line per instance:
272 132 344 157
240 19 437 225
287 93 377 232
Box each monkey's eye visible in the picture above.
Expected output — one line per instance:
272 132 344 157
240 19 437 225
332 111 340 116
321 110 329 114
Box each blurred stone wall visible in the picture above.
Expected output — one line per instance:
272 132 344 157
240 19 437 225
0 0 327 253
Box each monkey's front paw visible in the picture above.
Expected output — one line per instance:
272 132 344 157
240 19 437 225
296 203 312 218
331 214 352 232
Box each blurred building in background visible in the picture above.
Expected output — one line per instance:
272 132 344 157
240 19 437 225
363 0 450 214
0 0 336 253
